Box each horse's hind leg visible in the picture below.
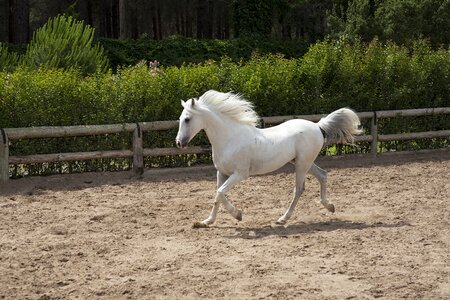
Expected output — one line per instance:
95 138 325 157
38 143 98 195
276 161 308 225
309 163 335 212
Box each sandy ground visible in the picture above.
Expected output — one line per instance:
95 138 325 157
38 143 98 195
1 150 449 300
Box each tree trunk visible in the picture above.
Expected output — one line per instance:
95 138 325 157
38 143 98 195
216 0 232 39
196 0 210 38
8 0 29 43
111 0 120 38
119 0 126 38
156 0 162 39
223 0 230 39
206 0 213 38
0 0 9 42
76 0 93 26
151 0 159 39
175 6 181 34
185 0 193 37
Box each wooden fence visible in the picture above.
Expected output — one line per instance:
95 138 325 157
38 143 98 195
1 107 449 182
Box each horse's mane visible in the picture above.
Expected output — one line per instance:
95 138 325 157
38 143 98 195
198 90 259 126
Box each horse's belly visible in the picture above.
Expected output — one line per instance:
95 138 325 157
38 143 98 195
249 159 292 175
249 144 296 175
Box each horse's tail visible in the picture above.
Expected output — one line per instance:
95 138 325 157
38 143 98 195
317 108 362 145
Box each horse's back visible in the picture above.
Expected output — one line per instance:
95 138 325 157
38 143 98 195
263 119 324 148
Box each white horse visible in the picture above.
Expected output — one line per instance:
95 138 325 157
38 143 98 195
176 90 362 227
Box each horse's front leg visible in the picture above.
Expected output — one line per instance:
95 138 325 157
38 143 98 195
195 172 226 227
194 171 246 228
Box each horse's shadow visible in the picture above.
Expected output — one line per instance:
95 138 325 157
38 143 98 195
226 220 410 239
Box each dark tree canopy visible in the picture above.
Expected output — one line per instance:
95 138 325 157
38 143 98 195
0 0 448 48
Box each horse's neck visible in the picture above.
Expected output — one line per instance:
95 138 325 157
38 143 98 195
203 111 251 151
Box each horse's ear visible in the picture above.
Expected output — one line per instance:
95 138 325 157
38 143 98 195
181 100 186 108
191 98 196 107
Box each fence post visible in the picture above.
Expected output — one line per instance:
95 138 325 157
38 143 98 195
0 129 9 182
133 123 144 176
371 112 378 156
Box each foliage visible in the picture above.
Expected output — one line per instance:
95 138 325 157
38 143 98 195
2 39 448 126
21 15 108 74
327 0 379 42
300 39 449 112
232 0 276 38
0 43 20 72
99 35 309 70
4 1 449 72
0 67 113 128
327 0 450 47
375 0 450 46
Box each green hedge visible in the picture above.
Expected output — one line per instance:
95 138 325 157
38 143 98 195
99 35 310 69
2 39 448 127
1 39 449 175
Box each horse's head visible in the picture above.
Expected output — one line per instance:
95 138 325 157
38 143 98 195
176 98 204 148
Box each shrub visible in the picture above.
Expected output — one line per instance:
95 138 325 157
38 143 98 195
0 43 19 72
22 15 108 75
2 39 448 128
99 35 309 69
1 67 96 127
298 38 449 112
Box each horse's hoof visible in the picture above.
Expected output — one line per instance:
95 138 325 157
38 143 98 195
235 210 242 221
192 222 209 229
275 219 286 225
327 204 335 213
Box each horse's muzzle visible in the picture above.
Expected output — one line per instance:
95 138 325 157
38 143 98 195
176 138 188 148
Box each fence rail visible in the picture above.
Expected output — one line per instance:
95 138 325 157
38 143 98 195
1 107 449 181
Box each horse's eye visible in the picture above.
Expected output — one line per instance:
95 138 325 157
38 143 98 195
185 118 190 123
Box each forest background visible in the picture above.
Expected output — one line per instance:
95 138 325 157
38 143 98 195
2 0 449 46
2 0 449 67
